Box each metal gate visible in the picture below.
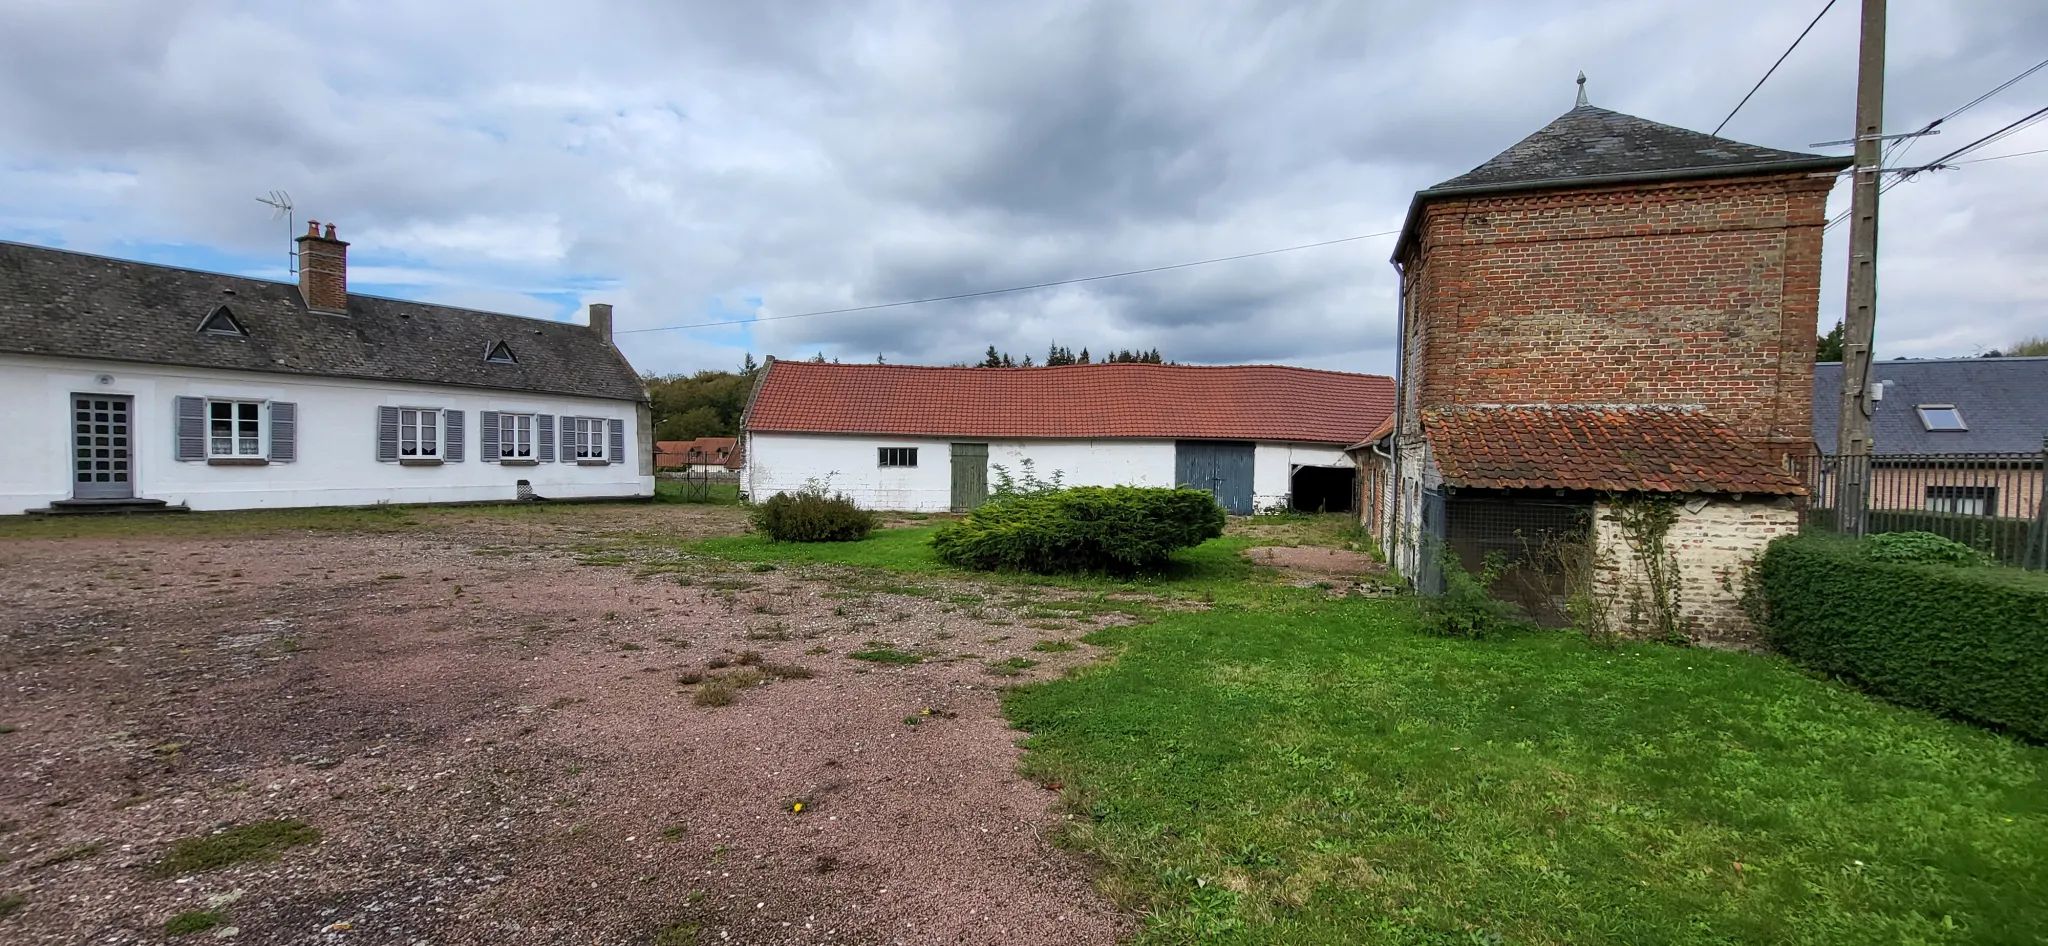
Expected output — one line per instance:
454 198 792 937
1176 440 1255 515
950 443 989 512
71 394 134 499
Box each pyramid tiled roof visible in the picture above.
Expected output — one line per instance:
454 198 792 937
744 360 1393 445
1424 405 1804 494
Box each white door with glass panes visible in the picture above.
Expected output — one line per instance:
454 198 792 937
71 394 134 499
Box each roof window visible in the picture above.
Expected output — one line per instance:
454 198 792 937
198 305 247 337
485 341 517 364
1915 405 1966 431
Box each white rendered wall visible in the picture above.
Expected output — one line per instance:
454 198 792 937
1590 496 1800 647
1251 442 1353 511
0 354 653 515
746 434 1188 512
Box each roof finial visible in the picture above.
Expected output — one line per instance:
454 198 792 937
1575 71 1589 107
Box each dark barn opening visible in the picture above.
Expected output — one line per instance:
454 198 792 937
1291 465 1356 513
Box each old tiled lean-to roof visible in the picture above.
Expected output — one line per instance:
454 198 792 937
1396 102 1850 257
1423 405 1805 495
0 241 645 402
744 360 1395 445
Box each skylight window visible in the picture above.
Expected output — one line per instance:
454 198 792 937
485 341 517 364
198 305 247 337
1916 405 1966 432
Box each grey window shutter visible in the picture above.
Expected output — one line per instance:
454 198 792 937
175 396 206 461
377 406 401 462
269 402 297 462
608 418 625 464
443 409 465 462
480 410 500 462
537 414 556 462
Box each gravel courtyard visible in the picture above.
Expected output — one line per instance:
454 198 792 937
0 505 1131 945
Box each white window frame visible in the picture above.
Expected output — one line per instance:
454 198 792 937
1926 485 1995 516
498 412 535 460
572 416 607 461
207 398 266 459
398 407 443 459
879 446 917 468
1916 405 1967 432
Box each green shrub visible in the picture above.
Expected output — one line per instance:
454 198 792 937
748 488 878 543
932 486 1226 575
1862 530 1985 565
1758 533 2048 740
1804 507 2037 566
1421 549 1526 639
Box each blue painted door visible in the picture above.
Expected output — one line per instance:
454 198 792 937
1175 440 1255 515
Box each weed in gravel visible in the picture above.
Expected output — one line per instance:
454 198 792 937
705 656 731 670
654 921 702 945
757 662 816 680
848 646 923 665
693 681 738 707
0 725 15 734
1032 639 1078 652
603 610 619 622
164 910 225 936
746 623 791 642
985 657 1039 677
749 563 778 573
805 646 830 655
37 842 102 867
154 819 320 877
701 578 759 591
903 715 922 727
677 670 705 685
0 891 23 919
832 605 850 617
660 824 688 841
734 650 762 666
616 641 645 651
983 635 1011 644
987 619 1014 627
1026 621 1068 631
815 854 839 873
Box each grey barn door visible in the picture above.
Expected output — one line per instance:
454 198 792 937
72 394 134 499
950 443 989 512
1175 440 1254 515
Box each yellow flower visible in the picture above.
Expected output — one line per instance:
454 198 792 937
791 802 804 813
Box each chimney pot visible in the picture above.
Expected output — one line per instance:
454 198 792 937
588 303 614 340
306 220 320 237
324 223 337 239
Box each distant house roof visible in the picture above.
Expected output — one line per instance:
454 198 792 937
1423 405 1805 495
654 436 739 468
1814 357 2048 455
1396 104 1849 258
0 241 645 402
743 360 1394 445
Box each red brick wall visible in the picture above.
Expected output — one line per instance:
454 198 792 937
1401 173 1833 459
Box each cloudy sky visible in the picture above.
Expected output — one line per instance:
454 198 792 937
2 0 2043 377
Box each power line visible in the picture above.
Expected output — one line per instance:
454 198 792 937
616 228 1402 335
1957 146 2048 164
1888 54 2048 167
1713 0 1839 137
1905 104 2048 172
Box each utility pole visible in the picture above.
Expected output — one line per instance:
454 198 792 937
1835 0 1885 535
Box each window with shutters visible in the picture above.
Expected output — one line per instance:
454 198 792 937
498 413 535 460
571 416 607 461
879 447 917 468
398 408 442 458
207 399 266 458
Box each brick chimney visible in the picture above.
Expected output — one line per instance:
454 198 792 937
588 302 613 339
295 221 349 312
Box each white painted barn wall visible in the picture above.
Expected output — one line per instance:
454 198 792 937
744 433 1357 513
0 354 653 515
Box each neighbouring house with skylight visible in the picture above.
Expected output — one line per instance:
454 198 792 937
1813 356 2048 521
0 223 653 515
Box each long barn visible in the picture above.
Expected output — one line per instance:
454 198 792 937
739 359 1393 515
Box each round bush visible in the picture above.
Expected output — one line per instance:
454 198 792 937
931 486 1226 574
749 490 878 542
1861 531 1985 566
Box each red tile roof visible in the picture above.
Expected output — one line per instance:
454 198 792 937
1424 405 1805 494
743 361 1394 444
654 437 738 468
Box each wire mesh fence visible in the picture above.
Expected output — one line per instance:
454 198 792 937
1790 447 2048 570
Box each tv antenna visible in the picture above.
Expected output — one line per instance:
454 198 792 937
255 190 296 274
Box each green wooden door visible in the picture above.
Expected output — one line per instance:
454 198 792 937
950 443 989 512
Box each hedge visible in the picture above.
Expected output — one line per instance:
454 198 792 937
932 486 1226 574
1757 532 2048 741
1803 507 2038 567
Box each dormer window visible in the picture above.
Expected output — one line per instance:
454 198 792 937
199 305 247 337
485 341 516 364
1916 405 1966 431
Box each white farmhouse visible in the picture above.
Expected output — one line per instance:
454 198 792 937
740 359 1393 514
0 224 653 515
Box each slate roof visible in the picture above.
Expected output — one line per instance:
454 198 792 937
1396 104 1849 257
0 241 645 402
743 360 1394 445
1423 405 1805 494
1814 357 2048 455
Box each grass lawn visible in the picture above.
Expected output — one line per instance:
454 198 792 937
693 523 2048 944
1007 600 2048 944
